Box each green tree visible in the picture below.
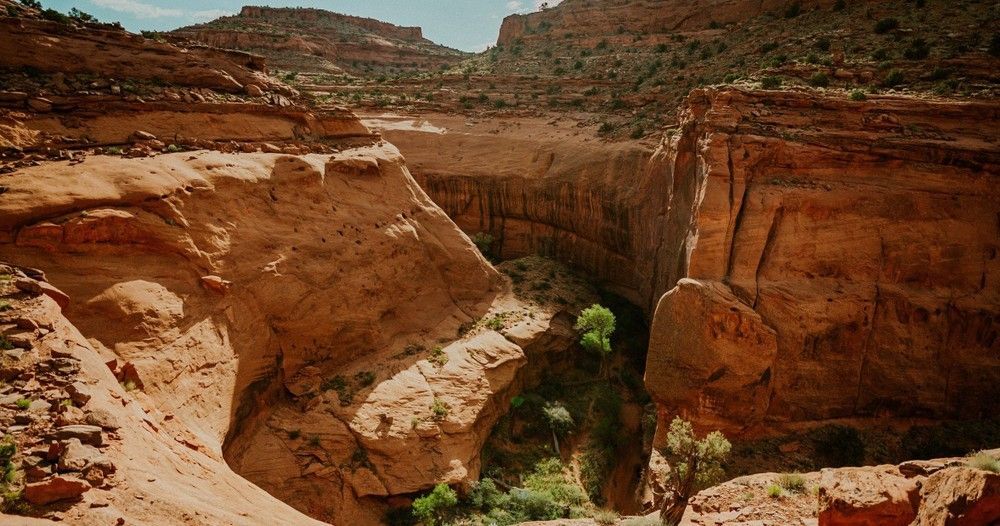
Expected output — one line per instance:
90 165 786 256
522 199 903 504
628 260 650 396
412 483 457 526
575 304 616 377
656 418 731 525
542 401 574 455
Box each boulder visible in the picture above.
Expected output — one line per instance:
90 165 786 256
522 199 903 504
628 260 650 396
913 467 1000 526
58 438 102 472
51 425 103 446
24 475 91 505
818 466 920 526
245 83 264 97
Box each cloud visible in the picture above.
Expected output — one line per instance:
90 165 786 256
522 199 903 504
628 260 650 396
506 1 523 11
534 0 563 8
191 9 234 21
90 0 182 18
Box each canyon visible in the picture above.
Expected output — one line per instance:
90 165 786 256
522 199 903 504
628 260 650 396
0 0 998 525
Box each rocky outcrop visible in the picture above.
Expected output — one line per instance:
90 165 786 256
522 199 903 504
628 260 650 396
0 16 279 93
643 88 1000 434
169 6 467 74
677 452 1000 526
0 135 584 523
497 0 849 46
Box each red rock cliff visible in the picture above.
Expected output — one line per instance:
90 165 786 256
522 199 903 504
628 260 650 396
645 88 1000 434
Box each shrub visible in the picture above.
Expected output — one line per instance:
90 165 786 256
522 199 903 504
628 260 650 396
287 429 301 440
767 484 782 498
630 126 645 140
968 452 1000 473
760 41 779 54
14 399 29 410
430 398 448 419
881 69 905 88
19 0 42 9
850 89 867 101
542 401 574 453
874 18 899 34
471 232 493 256
68 7 97 22
429 346 448 367
412 483 458 526
808 72 830 87
778 473 806 493
815 37 831 52
596 39 609 50
656 417 732 523
485 314 505 331
355 370 376 387
0 336 12 351
761 76 782 89
784 2 801 18
903 38 930 60
594 509 619 525
40 8 69 23
597 122 614 135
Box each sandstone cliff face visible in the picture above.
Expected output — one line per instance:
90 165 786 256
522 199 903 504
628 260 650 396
373 87 999 437
645 88 1000 434
372 115 674 312
0 142 540 523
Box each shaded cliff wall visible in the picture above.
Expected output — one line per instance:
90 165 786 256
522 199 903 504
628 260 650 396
646 88 1000 433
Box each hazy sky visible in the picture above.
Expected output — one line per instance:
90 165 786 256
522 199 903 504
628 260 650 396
41 0 562 52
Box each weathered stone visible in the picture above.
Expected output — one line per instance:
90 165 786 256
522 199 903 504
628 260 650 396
51 425 103 446
818 466 920 526
24 475 90 505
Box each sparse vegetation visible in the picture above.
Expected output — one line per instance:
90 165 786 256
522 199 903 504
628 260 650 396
14 399 29 410
412 483 458 526
850 89 868 101
593 509 619 525
471 232 494 257
968 452 1000 473
431 398 448 419
761 76 782 89
541 401 574 454
874 18 900 34
655 417 732 524
778 473 806 493
429 346 448 367
766 483 783 498
808 72 830 87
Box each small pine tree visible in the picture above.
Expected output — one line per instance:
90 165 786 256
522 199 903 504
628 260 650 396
542 401 574 454
656 418 731 525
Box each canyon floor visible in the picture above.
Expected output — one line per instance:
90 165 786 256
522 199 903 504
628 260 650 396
0 0 998 525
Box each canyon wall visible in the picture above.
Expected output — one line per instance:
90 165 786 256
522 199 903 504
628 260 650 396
646 88 1000 435
378 87 999 436
0 141 541 523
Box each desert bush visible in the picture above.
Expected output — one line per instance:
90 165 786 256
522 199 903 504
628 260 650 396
881 69 905 87
850 89 867 101
412 483 458 526
761 76 782 89
656 417 732 524
903 38 931 60
967 452 1000 473
430 398 448 419
808 72 830 87
593 509 619 525
471 232 493 256
778 473 806 493
766 484 782 498
874 18 900 34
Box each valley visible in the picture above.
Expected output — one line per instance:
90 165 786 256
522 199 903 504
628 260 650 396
0 0 997 525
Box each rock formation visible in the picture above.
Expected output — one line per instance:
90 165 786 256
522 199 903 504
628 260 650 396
375 87 1000 437
169 6 467 75
676 451 1000 525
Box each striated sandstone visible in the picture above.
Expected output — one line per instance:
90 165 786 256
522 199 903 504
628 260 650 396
643 88 1000 434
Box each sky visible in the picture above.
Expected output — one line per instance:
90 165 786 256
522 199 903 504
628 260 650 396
41 0 562 52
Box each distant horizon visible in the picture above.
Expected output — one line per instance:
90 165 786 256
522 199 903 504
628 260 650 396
40 0 564 52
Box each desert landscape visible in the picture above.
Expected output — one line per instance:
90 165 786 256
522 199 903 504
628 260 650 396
0 0 997 525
